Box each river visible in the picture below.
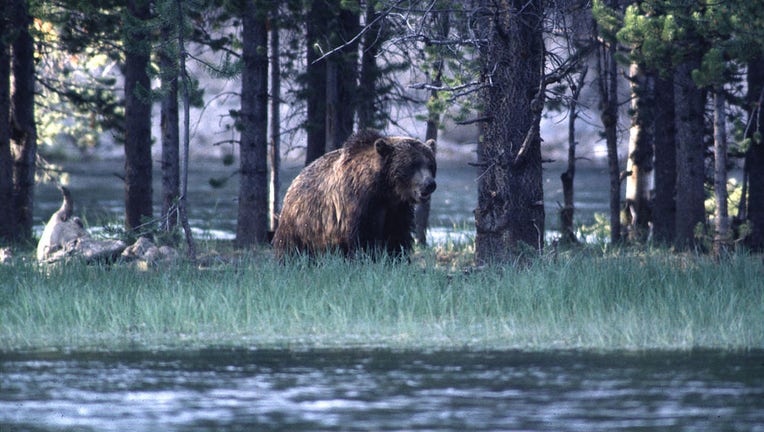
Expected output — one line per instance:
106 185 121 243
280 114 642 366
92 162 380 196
2 348 763 431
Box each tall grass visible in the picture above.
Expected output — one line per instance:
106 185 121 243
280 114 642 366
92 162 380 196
1 248 762 351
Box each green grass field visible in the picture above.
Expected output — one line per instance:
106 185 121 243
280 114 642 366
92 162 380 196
1 245 762 352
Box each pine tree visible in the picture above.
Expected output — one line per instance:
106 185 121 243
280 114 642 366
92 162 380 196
236 0 270 246
0 3 14 244
9 0 38 243
123 0 154 232
474 0 545 263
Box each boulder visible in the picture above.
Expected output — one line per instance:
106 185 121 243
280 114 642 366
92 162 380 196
122 236 180 266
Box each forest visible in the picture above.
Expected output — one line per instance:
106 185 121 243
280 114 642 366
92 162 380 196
2 0 764 263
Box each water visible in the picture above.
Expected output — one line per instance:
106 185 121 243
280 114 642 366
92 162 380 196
34 159 613 241
1 349 763 431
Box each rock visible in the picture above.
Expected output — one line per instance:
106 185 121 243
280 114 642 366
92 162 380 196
122 237 180 266
122 237 156 260
158 246 180 262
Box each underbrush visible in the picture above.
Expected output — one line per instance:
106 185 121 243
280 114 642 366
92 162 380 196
1 245 762 352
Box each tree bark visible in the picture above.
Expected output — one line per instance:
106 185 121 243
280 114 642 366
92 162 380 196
124 0 153 232
673 58 706 249
560 68 587 245
269 9 281 232
9 0 37 243
415 8 449 246
236 3 269 247
713 88 730 256
160 3 180 234
745 56 764 251
414 97 440 246
0 6 13 243
474 0 545 263
325 5 359 151
177 0 196 260
597 32 621 244
305 0 330 165
357 0 381 130
652 73 676 245
623 63 654 242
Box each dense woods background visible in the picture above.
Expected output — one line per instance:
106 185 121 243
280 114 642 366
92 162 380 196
1 0 764 263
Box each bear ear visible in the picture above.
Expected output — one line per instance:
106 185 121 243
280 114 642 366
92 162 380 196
375 138 394 157
425 139 436 154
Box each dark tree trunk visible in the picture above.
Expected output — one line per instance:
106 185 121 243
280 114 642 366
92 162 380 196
414 101 440 246
560 68 587 245
0 7 13 243
177 0 196 260
304 0 330 165
357 0 381 130
652 73 676 245
9 0 37 243
325 58 340 150
236 4 269 247
269 9 281 232
160 7 180 233
597 33 621 244
124 0 153 232
623 63 654 242
745 56 764 251
673 58 706 249
713 88 730 256
325 5 359 151
474 0 545 263
415 8 450 246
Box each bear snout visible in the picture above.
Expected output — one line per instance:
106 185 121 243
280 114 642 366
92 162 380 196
422 178 437 196
417 178 436 202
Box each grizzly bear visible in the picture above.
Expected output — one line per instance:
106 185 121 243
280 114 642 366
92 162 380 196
273 130 437 259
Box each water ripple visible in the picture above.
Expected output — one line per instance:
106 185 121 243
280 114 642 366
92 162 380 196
2 349 763 431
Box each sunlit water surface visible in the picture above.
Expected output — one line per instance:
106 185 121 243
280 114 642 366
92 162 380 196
2 349 763 431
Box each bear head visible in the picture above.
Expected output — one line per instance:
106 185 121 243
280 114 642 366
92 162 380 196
374 136 437 204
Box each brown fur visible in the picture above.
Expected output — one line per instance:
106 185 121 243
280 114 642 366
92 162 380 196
273 130 437 259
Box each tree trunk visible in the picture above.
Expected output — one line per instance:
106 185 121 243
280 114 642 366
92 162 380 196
652 73 676 245
560 68 587 245
597 32 621 244
9 0 37 243
160 3 180 234
0 8 13 244
474 0 545 264
357 0 381 130
325 59 340 150
674 59 706 249
176 0 196 260
124 0 153 232
623 63 654 242
745 56 764 251
414 99 440 246
713 88 730 256
269 9 281 233
325 5 359 151
236 4 269 247
304 0 329 165
415 8 450 246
